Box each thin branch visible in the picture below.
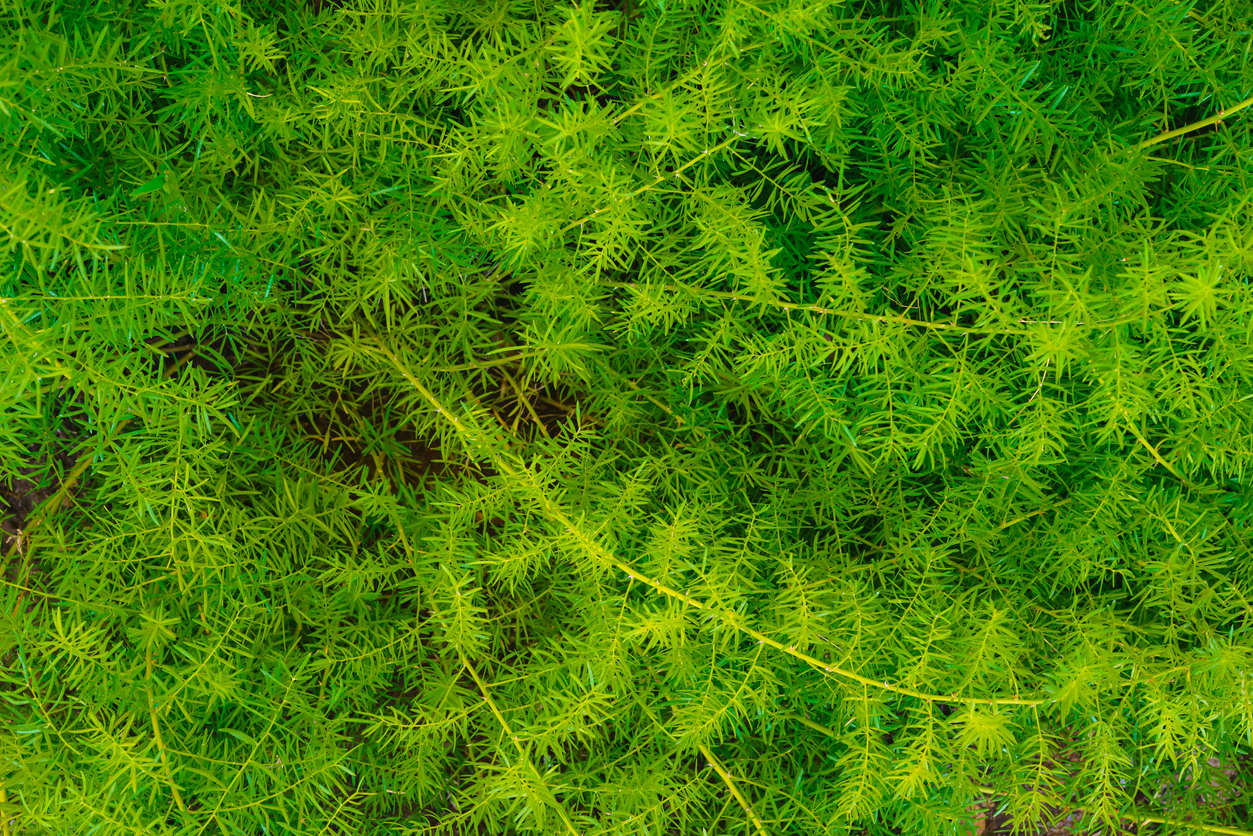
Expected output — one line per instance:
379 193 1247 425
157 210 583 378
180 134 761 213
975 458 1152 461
602 280 1030 336
370 333 1051 707
1136 816 1253 836
1135 94 1253 151
1128 422 1193 491
461 654 583 836
147 647 188 813
700 744 770 836
778 712 837 738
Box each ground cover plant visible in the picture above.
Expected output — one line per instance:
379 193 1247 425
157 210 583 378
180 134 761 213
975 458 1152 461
3 0 1253 834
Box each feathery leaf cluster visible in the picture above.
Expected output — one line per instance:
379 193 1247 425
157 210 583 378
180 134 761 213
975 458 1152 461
3 1 1253 835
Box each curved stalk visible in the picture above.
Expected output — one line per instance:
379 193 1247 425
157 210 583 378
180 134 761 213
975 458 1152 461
1135 94 1253 151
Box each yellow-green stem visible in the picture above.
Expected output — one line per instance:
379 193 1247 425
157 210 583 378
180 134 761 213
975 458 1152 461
1135 94 1253 151
461 654 582 836
699 744 770 836
370 335 1050 708
147 648 188 813
1136 816 1253 836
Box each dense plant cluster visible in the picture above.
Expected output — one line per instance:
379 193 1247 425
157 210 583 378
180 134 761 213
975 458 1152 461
3 0 1253 834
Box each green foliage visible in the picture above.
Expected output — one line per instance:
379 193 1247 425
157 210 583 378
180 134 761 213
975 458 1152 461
3 1 1253 835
